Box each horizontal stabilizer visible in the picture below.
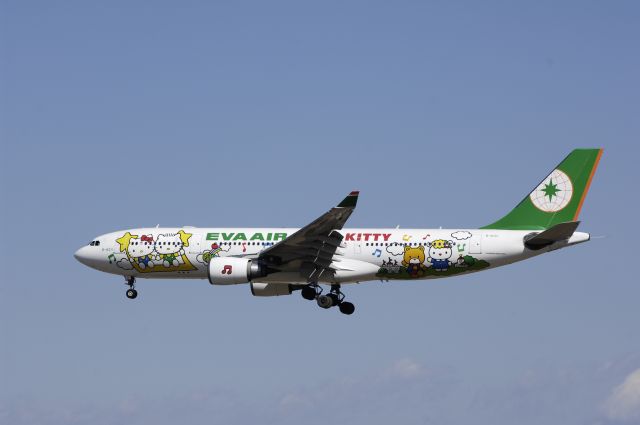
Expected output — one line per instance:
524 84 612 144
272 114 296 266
524 221 580 250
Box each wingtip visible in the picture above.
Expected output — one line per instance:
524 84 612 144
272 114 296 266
338 191 359 208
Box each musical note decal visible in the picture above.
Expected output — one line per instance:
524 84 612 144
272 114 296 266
242 242 247 253
222 265 233 274
422 234 431 240
372 249 382 257
457 243 466 252
108 254 116 264
402 234 411 241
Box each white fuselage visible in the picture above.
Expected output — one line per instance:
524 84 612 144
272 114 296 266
74 227 590 284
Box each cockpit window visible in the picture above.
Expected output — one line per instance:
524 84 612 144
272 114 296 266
89 240 101 246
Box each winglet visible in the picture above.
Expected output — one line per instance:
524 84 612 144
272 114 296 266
337 191 359 208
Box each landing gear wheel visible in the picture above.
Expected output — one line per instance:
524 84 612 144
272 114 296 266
124 276 137 299
316 295 333 309
301 285 317 301
339 301 355 315
327 293 340 306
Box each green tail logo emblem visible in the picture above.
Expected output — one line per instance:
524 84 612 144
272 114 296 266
529 169 573 212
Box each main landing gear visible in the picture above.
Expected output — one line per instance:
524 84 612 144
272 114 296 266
301 283 355 315
124 276 138 299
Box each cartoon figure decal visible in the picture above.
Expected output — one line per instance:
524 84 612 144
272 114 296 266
379 257 401 275
427 239 453 272
402 246 428 278
197 242 231 265
375 232 490 279
129 234 156 269
155 233 187 267
115 230 197 273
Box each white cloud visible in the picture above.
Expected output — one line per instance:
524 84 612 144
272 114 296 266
451 231 473 240
116 259 133 270
603 368 640 422
386 244 405 256
7 357 640 425
388 358 426 379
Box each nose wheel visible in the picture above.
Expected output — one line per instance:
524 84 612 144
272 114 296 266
124 276 138 300
302 283 355 315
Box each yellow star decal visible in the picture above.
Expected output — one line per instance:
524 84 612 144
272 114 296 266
116 232 138 252
178 230 192 247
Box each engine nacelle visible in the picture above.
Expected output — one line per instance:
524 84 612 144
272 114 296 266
208 257 268 285
250 282 292 297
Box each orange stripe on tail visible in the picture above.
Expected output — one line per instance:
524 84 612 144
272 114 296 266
573 148 603 221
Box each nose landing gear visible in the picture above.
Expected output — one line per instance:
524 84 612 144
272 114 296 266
301 283 355 315
124 276 138 299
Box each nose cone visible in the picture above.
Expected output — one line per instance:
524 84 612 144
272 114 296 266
74 246 92 266
75 242 112 272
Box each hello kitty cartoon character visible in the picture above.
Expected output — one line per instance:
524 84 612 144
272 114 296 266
115 230 196 273
155 231 189 268
126 234 156 270
427 239 454 272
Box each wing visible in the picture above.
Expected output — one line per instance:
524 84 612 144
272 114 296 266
259 191 359 282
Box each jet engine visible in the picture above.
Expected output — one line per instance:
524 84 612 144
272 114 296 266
250 282 292 297
208 257 268 285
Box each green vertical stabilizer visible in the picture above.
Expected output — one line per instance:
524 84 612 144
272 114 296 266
482 149 603 230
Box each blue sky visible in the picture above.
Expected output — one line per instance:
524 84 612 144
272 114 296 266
1 1 639 424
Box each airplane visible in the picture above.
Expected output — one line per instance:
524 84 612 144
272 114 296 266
75 148 602 315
